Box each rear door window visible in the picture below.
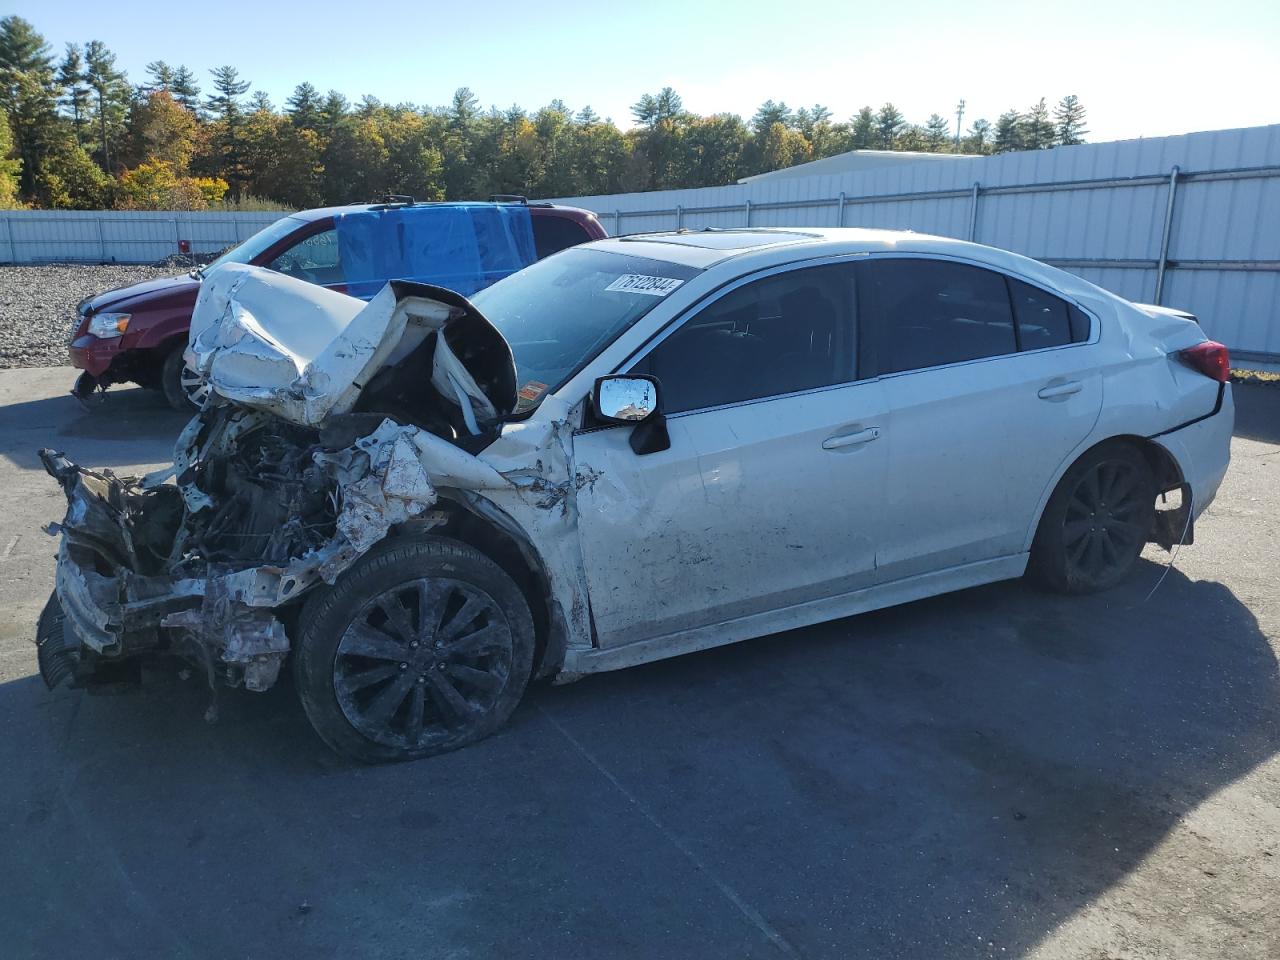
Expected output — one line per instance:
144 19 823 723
532 215 593 259
1008 277 1089 349
857 258 1017 375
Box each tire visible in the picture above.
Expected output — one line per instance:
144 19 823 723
160 344 207 411
1028 442 1156 594
293 536 535 763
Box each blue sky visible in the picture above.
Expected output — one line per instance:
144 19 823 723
19 0 1280 142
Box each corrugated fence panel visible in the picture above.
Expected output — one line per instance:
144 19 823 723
551 124 1280 360
0 210 287 264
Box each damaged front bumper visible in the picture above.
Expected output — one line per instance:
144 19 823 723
40 450 297 694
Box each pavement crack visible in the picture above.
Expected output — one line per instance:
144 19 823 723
538 704 801 959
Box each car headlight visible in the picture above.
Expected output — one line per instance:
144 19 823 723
87 312 130 338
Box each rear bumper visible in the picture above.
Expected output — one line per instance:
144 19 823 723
1154 383 1234 519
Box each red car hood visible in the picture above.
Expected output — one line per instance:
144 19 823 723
83 273 201 314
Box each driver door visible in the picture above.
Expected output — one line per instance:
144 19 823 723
571 261 889 649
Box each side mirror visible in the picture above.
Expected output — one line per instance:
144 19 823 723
594 375 659 424
592 375 670 455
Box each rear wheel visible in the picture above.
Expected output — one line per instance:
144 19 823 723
294 536 535 763
1029 443 1155 593
160 344 208 411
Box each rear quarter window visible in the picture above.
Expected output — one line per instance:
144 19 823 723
532 215 593 259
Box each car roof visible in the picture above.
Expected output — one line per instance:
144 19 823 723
585 227 1113 303
288 200 594 223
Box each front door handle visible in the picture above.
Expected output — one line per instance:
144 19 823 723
1037 380 1083 400
822 427 880 450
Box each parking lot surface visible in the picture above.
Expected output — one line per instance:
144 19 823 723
0 367 1276 959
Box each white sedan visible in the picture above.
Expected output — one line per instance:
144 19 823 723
39 228 1233 762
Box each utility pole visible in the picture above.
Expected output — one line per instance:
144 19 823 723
955 99 966 149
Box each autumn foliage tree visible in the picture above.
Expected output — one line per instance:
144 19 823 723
0 14 1093 210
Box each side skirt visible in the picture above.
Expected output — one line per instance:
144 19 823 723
562 554 1029 677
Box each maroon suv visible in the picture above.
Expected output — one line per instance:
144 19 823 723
70 199 607 409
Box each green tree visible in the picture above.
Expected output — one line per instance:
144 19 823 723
319 90 349 136
1055 94 1088 145
629 87 687 189
144 59 174 92
993 110 1025 153
677 112 749 187
874 103 904 148
56 44 90 147
850 106 876 149
754 120 810 173
923 113 951 152
963 118 993 154
750 99 792 137
0 15 60 198
1024 97 1055 149
286 82 322 129
0 107 22 207
84 40 129 172
171 65 200 112
322 115 387 203
204 65 251 194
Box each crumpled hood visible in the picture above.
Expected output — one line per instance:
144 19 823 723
187 263 517 430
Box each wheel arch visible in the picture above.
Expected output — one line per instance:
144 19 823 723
1024 433 1187 553
398 495 569 681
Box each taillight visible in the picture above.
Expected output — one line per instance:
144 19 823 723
1178 341 1230 383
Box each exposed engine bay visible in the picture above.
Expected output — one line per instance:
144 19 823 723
37 263 536 700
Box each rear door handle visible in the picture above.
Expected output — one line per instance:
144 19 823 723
1037 380 1083 400
822 427 880 450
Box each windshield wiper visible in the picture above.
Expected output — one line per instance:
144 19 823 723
188 265 206 281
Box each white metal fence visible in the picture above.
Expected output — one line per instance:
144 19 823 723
0 210 287 265
551 124 1280 363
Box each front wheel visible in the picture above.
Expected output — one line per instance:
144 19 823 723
1029 443 1156 593
293 536 535 763
160 344 208 411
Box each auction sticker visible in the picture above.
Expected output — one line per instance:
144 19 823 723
604 274 684 296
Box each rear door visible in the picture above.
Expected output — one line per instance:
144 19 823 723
572 261 888 648
856 257 1102 582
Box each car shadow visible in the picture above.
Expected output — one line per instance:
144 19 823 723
0 560 1274 958
0 385 189 471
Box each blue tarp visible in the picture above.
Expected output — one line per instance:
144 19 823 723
334 203 537 300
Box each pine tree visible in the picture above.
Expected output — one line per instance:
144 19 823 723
171 65 200 112
144 60 174 91
1024 97 1055 149
0 16 61 198
750 99 792 137
84 40 129 171
875 103 905 149
923 113 951 152
205 65 251 194
1055 94 1088 145
993 110 1025 153
964 118 992 154
286 82 322 129
850 106 876 149
56 44 90 147
250 90 273 113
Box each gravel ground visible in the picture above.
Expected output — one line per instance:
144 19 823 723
0 264 175 368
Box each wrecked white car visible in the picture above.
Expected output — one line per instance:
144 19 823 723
36 229 1233 762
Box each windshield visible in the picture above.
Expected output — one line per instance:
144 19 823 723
471 247 701 412
204 216 304 272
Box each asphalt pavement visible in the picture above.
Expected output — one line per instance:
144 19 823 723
0 367 1276 959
